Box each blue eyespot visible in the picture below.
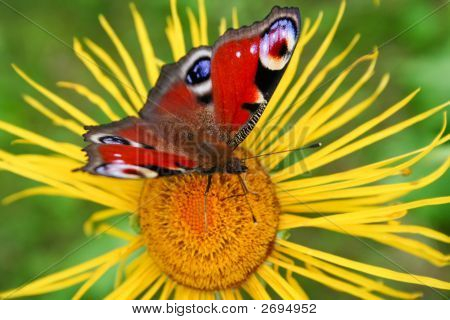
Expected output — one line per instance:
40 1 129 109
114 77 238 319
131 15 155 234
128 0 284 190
186 58 211 85
269 18 297 38
260 18 298 70
99 135 130 145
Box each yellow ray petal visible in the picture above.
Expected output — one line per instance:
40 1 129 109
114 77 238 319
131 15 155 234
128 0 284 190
13 154 143 209
126 270 161 300
269 256 382 299
83 38 144 109
270 252 309 299
220 289 235 300
276 132 449 190
280 214 449 266
187 8 201 47
141 275 167 300
201 291 216 300
174 285 190 300
160 279 176 299
83 208 126 235
98 15 147 100
218 17 227 35
129 3 160 86
306 102 449 175
0 243 134 299
278 121 447 202
279 210 408 230
344 229 449 267
126 264 163 300
105 253 155 299
167 0 186 61
114 254 127 288
284 197 450 229
57 81 120 121
280 200 402 216
73 259 117 300
241 274 271 300
346 224 450 243
232 7 239 28
280 207 408 229
2 186 75 205
73 38 137 116
305 48 378 138
285 158 450 202
12 65 97 126
0 153 136 211
275 87 418 176
309 73 390 142
274 251 421 299
0 161 85 203
263 45 376 169
94 224 137 242
23 95 85 135
106 256 155 299
198 0 208 45
257 264 304 299
281 193 407 213
0 273 93 299
277 239 450 290
273 93 447 181
0 122 83 160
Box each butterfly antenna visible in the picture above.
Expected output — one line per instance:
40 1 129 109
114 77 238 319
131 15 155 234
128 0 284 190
203 175 212 232
241 142 322 161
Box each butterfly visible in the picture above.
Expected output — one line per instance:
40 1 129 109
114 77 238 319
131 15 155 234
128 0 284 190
81 7 301 180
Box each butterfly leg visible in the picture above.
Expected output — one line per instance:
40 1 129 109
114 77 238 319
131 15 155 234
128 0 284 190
238 175 257 223
222 174 258 199
221 174 257 223
203 174 212 232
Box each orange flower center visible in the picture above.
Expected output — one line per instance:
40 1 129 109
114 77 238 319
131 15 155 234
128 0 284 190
139 152 280 290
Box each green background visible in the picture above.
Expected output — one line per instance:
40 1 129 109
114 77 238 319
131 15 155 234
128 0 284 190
0 0 448 299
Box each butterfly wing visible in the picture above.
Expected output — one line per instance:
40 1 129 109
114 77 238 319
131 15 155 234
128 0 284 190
139 7 300 150
82 46 233 178
139 46 215 130
81 117 199 179
81 7 301 178
139 46 235 165
211 7 301 148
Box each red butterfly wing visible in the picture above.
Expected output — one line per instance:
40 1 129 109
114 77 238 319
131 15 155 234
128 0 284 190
137 46 237 171
81 117 198 179
139 47 214 130
81 7 301 178
82 144 196 179
138 7 300 151
211 7 301 148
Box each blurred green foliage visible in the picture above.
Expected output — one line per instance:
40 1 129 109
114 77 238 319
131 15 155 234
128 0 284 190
0 0 448 299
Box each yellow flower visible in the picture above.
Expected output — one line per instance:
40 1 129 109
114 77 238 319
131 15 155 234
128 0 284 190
1 0 449 299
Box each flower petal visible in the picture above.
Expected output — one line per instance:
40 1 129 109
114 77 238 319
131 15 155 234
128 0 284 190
277 239 450 290
57 81 120 121
98 15 147 100
130 3 161 86
73 38 137 116
23 95 85 135
12 65 97 126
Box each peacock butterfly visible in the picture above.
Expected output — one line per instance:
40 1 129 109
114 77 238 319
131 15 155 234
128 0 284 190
81 7 301 180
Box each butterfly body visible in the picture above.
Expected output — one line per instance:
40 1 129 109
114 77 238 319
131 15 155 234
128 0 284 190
81 7 301 179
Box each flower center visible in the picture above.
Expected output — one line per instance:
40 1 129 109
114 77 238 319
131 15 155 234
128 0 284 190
139 152 280 290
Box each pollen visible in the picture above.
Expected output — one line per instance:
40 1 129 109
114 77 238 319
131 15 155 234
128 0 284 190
139 153 280 290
